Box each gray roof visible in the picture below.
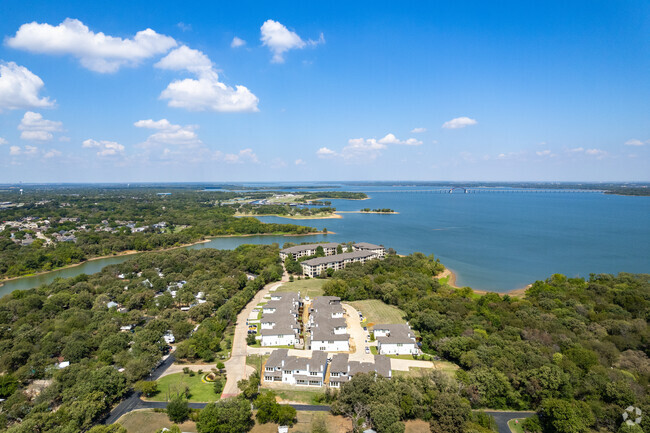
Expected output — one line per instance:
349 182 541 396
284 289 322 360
302 251 376 267
260 325 299 336
354 242 384 250
264 349 327 373
266 349 289 368
375 324 416 344
329 354 391 379
281 243 342 254
311 328 350 341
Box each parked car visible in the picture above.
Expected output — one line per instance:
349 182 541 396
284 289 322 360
363 327 367 331
365 347 370 354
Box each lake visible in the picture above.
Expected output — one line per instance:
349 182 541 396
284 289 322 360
1 186 648 295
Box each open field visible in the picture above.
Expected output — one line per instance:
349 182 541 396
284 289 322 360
147 372 221 403
251 411 351 433
275 278 326 299
405 419 432 433
348 299 407 326
117 410 197 433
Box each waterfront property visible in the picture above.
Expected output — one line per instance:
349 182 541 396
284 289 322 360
301 250 379 278
374 324 418 355
352 242 386 258
260 292 302 347
263 349 328 386
279 242 343 260
328 353 392 388
308 296 350 352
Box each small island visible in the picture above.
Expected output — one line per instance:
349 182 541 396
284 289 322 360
360 208 398 214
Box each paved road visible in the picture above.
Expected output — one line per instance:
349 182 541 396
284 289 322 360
103 353 176 424
343 304 374 362
222 272 289 398
482 410 535 433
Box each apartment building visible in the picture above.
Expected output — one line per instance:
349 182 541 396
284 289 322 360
301 250 379 278
263 349 328 386
328 354 392 388
279 242 342 261
374 324 418 355
352 242 386 258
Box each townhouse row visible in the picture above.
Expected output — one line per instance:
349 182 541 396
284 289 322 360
263 349 392 388
260 292 302 347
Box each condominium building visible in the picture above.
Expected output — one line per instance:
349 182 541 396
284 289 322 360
328 354 392 388
374 324 418 355
263 349 328 386
279 242 342 261
352 242 386 258
301 250 379 278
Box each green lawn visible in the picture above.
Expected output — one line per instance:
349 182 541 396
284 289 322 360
275 278 326 299
508 418 526 433
348 299 407 326
246 354 269 372
147 372 222 403
370 346 378 355
272 387 327 404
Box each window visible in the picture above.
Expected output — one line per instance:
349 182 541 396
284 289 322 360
310 371 318 376
331 372 339 377
284 370 290 374
397 343 403 347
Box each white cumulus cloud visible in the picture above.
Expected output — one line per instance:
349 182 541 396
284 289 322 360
6 18 177 73
316 147 337 158
260 20 323 63
18 111 63 141
231 37 246 48
135 118 202 147
624 138 648 146
411 127 426 133
0 137 8 145
217 148 259 164
294 158 306 165
442 117 477 129
43 149 62 158
377 133 422 146
9 144 39 156
82 138 125 156
0 62 54 111
156 46 259 112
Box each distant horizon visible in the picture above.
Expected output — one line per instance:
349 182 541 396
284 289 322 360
1 180 649 186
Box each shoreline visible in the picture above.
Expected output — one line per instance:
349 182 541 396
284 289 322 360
336 210 399 215
235 212 343 220
436 267 531 297
0 231 330 288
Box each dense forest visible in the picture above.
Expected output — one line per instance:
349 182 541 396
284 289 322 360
323 255 650 433
0 245 283 432
0 189 315 278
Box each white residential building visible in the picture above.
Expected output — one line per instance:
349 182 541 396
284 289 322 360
263 349 328 387
374 324 418 355
279 242 343 261
301 251 380 278
328 354 392 388
308 296 350 352
260 292 302 348
352 242 386 258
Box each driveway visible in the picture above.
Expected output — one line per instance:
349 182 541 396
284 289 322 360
343 304 374 362
221 272 289 398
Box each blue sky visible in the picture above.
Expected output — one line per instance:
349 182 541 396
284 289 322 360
0 0 648 182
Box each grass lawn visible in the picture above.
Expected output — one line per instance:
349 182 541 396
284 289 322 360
250 411 351 433
147 372 221 403
370 346 378 355
266 387 326 404
247 354 269 372
348 299 407 327
117 410 197 433
275 278 326 299
508 418 526 433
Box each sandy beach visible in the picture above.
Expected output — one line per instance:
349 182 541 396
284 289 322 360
436 267 530 297
235 212 343 220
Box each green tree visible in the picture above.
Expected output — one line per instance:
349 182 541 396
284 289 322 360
135 380 159 397
540 398 594 433
167 396 190 423
197 398 254 433
88 425 128 433
0 374 18 398
315 246 325 257
276 404 297 426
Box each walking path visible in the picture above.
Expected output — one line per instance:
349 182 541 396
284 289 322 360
221 272 290 398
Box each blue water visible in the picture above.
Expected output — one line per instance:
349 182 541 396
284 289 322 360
1 186 648 294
